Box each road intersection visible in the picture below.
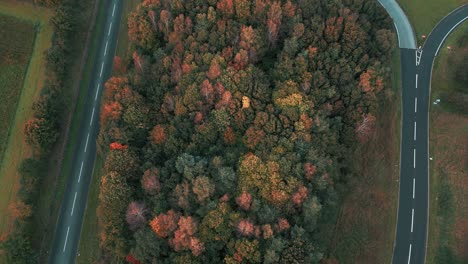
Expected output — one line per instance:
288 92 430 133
379 1 468 263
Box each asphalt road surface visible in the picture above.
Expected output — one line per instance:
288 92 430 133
48 1 122 263
377 0 417 49
382 3 468 264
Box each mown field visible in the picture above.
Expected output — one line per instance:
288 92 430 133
427 23 468 264
0 0 53 248
0 15 35 183
320 47 401 263
398 0 467 43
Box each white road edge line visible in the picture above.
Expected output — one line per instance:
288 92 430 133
63 226 70 252
90 108 95 126
112 3 116 17
415 97 417 113
414 122 417 141
71 192 77 216
108 22 113 36
413 149 416 168
413 178 415 199
104 41 109 56
84 133 90 153
393 23 401 47
78 161 84 183
415 74 418 88
411 208 414 232
408 244 412 264
435 16 468 56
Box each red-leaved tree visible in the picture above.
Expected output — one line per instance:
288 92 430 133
237 219 254 236
291 186 308 205
236 191 252 211
149 210 180 238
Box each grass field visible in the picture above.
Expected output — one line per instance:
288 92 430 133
76 1 141 262
323 48 400 263
398 0 467 43
0 0 53 246
0 15 35 181
427 23 468 264
76 156 103 263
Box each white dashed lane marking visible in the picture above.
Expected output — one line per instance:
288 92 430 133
90 108 95 126
415 97 417 113
411 208 414 233
414 122 417 141
63 226 70 252
100 62 104 77
108 22 113 36
71 192 77 216
104 41 109 56
84 133 90 153
95 83 100 100
408 244 412 264
78 161 84 183
415 74 418 88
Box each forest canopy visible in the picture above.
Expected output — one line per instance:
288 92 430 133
97 0 395 263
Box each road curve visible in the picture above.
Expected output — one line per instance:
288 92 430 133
390 3 468 264
48 1 122 263
377 0 417 49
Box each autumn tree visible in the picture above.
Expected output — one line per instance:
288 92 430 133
149 210 179 238
141 167 161 195
355 113 377 142
267 1 282 46
97 171 131 258
237 219 254 237
126 201 147 231
104 149 140 179
170 216 205 256
24 118 59 151
291 186 308 205
236 191 252 211
217 0 234 17
225 239 261 263
9 201 32 220
128 11 157 50
207 57 222 80
192 176 215 203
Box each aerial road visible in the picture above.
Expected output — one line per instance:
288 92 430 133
378 1 468 263
48 0 122 263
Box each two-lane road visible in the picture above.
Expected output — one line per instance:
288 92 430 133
48 1 123 263
394 47 430 264
380 1 468 263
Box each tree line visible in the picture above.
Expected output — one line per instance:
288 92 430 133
96 0 395 263
0 0 78 262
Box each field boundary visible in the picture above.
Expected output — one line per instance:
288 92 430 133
0 1 53 239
